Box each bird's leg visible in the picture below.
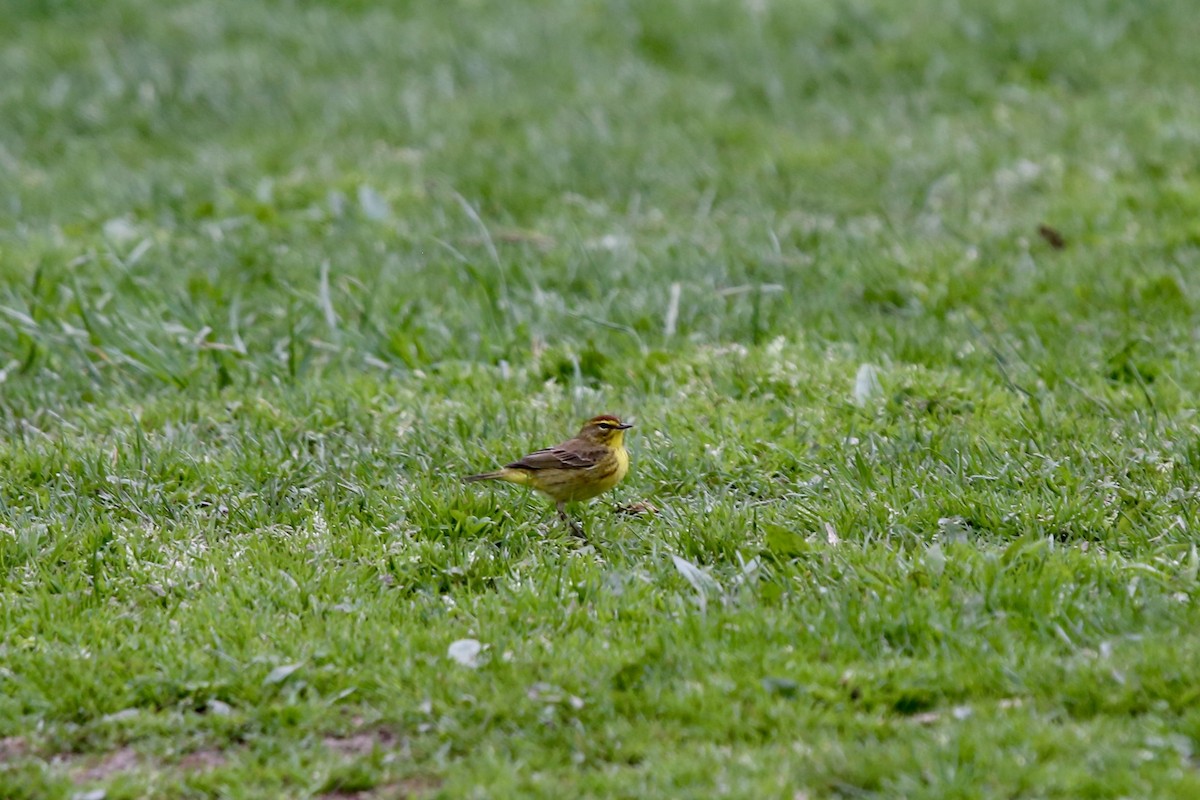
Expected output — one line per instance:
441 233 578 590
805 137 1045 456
557 500 587 540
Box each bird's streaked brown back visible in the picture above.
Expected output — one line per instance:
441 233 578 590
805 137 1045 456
506 441 608 472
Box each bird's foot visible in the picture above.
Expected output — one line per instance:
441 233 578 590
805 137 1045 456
567 518 588 540
558 508 589 541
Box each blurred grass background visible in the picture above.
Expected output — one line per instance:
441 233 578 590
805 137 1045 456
3 1 1200 797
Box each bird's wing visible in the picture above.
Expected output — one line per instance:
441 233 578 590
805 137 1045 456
506 440 605 471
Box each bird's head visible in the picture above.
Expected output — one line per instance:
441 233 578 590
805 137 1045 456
578 414 633 446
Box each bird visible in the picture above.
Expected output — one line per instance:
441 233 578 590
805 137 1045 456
464 414 634 538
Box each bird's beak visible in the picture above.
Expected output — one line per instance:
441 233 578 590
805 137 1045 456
617 422 634 430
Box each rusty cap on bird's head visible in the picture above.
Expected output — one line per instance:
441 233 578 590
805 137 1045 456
585 414 634 430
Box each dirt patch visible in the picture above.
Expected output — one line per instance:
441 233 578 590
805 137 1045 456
178 748 228 772
55 744 226 784
323 728 399 757
72 747 141 783
46 726 420 792
0 736 28 763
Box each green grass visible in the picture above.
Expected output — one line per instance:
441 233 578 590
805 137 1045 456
3 0 1200 796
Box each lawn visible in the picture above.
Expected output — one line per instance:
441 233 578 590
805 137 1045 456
3 0 1200 797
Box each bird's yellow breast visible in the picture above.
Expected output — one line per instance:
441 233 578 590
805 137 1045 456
523 445 630 503
611 445 630 483
565 445 627 501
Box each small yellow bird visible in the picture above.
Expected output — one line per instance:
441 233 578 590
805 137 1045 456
465 414 634 537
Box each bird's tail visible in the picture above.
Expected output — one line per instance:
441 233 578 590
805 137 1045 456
464 468 530 486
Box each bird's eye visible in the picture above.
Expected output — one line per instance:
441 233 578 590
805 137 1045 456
597 422 611 430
